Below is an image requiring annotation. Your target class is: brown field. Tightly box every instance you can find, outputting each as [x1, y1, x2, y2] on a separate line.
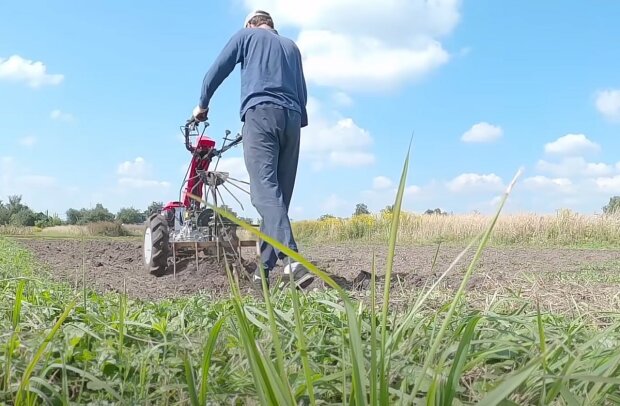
[14, 236, 620, 313]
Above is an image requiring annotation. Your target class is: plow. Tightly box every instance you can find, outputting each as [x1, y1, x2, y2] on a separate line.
[142, 116, 259, 280]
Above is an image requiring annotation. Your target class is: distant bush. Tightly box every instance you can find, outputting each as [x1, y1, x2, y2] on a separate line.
[86, 221, 131, 237]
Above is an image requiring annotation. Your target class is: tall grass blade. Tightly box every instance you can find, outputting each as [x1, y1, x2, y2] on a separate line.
[223, 260, 294, 405]
[199, 316, 226, 405]
[536, 302, 547, 372]
[379, 137, 411, 405]
[189, 191, 369, 405]
[289, 271, 316, 405]
[258, 261, 288, 388]
[5, 280, 25, 392]
[442, 314, 482, 405]
[183, 353, 200, 406]
[410, 168, 523, 401]
[370, 253, 378, 406]
[15, 298, 77, 405]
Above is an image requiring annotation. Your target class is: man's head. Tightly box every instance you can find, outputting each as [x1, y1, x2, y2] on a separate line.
[244, 10, 274, 28]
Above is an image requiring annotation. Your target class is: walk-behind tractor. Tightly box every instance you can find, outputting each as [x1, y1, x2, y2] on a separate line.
[143, 117, 259, 278]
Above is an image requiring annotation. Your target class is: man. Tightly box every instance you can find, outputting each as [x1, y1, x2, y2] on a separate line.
[191, 10, 313, 290]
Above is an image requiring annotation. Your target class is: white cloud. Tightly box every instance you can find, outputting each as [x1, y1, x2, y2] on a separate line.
[447, 173, 504, 193]
[595, 89, 620, 122]
[118, 157, 150, 178]
[544, 134, 600, 156]
[536, 157, 615, 177]
[372, 176, 393, 190]
[523, 176, 574, 194]
[50, 109, 75, 122]
[461, 122, 502, 143]
[300, 97, 374, 169]
[244, 0, 461, 91]
[594, 175, 620, 193]
[18, 136, 37, 147]
[116, 157, 171, 192]
[0, 55, 64, 88]
[297, 30, 449, 91]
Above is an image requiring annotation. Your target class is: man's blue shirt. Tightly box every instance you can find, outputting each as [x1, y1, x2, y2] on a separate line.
[199, 27, 308, 127]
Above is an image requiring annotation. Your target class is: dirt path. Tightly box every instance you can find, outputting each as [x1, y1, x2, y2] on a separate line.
[14, 237, 620, 306]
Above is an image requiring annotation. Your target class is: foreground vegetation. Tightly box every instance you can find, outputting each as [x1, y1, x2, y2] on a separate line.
[294, 209, 620, 247]
[0, 152, 620, 405]
[2, 236, 620, 404]
[2, 155, 620, 404]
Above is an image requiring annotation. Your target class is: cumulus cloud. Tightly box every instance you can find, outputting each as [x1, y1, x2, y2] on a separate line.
[595, 89, 620, 122]
[523, 176, 574, 194]
[594, 175, 620, 193]
[118, 157, 150, 178]
[300, 97, 375, 169]
[544, 134, 600, 156]
[0, 55, 64, 88]
[244, 0, 461, 91]
[116, 157, 170, 190]
[536, 157, 614, 177]
[461, 122, 502, 143]
[447, 173, 504, 193]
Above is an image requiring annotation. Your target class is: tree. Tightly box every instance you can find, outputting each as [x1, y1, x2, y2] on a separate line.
[319, 214, 336, 220]
[146, 201, 164, 216]
[353, 203, 370, 216]
[381, 205, 394, 214]
[117, 207, 146, 224]
[0, 201, 10, 225]
[66, 208, 81, 225]
[6, 195, 25, 214]
[424, 208, 447, 216]
[83, 204, 115, 223]
[9, 208, 36, 226]
[603, 196, 620, 215]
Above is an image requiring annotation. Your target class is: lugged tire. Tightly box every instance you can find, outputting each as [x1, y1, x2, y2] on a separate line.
[143, 213, 170, 276]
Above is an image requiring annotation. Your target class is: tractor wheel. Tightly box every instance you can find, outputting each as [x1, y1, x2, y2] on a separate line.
[143, 213, 170, 276]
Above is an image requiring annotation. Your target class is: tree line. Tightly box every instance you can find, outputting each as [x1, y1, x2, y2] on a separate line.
[0, 195, 164, 227]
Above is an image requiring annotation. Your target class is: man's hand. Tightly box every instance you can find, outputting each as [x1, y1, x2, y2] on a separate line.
[192, 105, 209, 122]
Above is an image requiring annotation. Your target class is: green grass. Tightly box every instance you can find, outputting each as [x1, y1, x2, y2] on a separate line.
[1, 236, 620, 404]
[1, 151, 620, 404]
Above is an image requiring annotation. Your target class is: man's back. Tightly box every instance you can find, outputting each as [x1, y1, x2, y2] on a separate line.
[199, 26, 308, 127]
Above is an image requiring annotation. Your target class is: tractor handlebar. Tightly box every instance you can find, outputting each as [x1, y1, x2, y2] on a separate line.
[182, 116, 243, 158]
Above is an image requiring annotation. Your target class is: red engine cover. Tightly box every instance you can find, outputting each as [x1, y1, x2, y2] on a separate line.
[182, 135, 216, 208]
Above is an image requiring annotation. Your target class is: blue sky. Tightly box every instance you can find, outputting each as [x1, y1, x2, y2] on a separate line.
[1, 0, 620, 220]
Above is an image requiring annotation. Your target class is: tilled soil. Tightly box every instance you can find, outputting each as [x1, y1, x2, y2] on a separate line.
[14, 237, 620, 306]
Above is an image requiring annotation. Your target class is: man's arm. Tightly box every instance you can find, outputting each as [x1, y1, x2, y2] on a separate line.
[199, 30, 245, 109]
[297, 51, 308, 127]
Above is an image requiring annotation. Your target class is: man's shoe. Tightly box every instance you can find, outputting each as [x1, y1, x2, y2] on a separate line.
[252, 269, 269, 291]
[281, 261, 314, 289]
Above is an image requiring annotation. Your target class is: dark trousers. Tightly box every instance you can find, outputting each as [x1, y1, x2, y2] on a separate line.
[242, 103, 301, 273]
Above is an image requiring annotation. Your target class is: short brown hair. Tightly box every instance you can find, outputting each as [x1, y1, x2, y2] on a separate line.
[248, 11, 274, 28]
